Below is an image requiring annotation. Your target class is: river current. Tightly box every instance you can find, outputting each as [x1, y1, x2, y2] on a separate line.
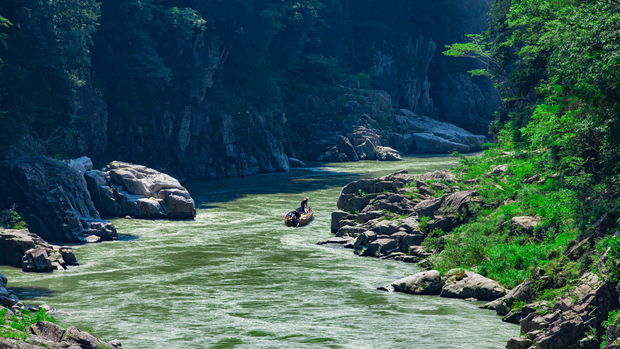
[0, 155, 518, 348]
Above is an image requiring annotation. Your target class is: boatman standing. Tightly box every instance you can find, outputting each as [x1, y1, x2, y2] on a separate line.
[300, 197, 309, 214]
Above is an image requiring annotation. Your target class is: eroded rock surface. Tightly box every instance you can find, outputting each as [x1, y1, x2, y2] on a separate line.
[0, 155, 117, 243]
[378, 270, 444, 295]
[394, 109, 487, 154]
[507, 273, 619, 349]
[86, 161, 196, 220]
[440, 269, 508, 301]
[0, 229, 79, 272]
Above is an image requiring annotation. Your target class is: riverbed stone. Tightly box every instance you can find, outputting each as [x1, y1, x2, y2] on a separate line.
[379, 270, 444, 295]
[362, 237, 400, 257]
[88, 161, 197, 220]
[440, 270, 508, 301]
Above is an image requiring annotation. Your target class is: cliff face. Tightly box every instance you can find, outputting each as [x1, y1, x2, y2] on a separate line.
[364, 0, 500, 135]
[69, 0, 499, 180]
[83, 31, 291, 180]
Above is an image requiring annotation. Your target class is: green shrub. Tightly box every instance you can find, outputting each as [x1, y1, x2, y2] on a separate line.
[0, 206, 27, 230]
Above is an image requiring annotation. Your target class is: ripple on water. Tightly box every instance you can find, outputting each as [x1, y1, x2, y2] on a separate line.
[0, 156, 517, 348]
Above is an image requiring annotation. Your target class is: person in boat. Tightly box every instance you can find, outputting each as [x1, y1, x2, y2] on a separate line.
[293, 210, 301, 226]
[300, 197, 309, 214]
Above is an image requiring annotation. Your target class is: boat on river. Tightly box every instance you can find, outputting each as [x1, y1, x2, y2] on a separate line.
[284, 207, 314, 227]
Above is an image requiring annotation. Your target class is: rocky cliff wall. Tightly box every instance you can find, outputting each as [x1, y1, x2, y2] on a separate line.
[89, 31, 292, 181]
[69, 0, 499, 181]
[366, 0, 501, 136]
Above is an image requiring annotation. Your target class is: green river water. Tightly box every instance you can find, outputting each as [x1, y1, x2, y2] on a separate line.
[0, 155, 518, 348]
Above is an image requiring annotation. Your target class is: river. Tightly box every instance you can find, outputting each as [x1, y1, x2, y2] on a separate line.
[0, 155, 518, 348]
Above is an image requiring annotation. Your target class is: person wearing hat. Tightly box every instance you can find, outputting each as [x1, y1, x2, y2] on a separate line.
[300, 197, 309, 214]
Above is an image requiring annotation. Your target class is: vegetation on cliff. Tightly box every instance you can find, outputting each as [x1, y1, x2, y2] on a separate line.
[0, 0, 488, 163]
[428, 0, 620, 345]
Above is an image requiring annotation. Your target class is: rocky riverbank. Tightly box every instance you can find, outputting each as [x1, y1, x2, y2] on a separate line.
[0, 154, 197, 347]
[322, 166, 620, 349]
[0, 272, 124, 348]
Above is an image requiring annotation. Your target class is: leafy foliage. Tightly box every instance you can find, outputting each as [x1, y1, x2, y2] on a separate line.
[433, 0, 620, 295]
[0, 206, 27, 230]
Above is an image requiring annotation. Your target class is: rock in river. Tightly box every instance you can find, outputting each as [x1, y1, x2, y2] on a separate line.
[378, 270, 444, 295]
[86, 161, 197, 220]
[0, 228, 79, 272]
[440, 269, 508, 301]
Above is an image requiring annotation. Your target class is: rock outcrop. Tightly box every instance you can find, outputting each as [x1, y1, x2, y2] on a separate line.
[506, 273, 619, 349]
[0, 273, 19, 308]
[326, 170, 480, 263]
[0, 155, 117, 243]
[86, 161, 196, 219]
[377, 269, 506, 302]
[440, 269, 508, 301]
[0, 229, 78, 272]
[378, 270, 444, 295]
[393, 109, 487, 154]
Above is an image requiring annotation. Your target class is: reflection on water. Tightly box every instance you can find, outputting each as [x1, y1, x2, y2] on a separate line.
[0, 155, 517, 348]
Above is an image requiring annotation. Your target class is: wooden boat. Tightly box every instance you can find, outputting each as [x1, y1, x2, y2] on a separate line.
[284, 207, 314, 227]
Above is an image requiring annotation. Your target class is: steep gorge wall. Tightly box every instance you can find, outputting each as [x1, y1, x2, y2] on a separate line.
[72, 0, 499, 180]
[360, 0, 500, 135]
[76, 32, 292, 180]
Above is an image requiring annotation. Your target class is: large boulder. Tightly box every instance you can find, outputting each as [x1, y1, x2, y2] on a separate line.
[394, 110, 487, 154]
[86, 161, 196, 220]
[410, 133, 471, 154]
[375, 146, 402, 161]
[355, 139, 377, 160]
[378, 270, 444, 295]
[413, 196, 446, 217]
[0, 155, 117, 243]
[0, 228, 78, 272]
[440, 269, 508, 301]
[512, 216, 540, 234]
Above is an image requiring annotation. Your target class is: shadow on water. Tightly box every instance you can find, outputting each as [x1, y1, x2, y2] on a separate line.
[10, 287, 56, 299]
[184, 166, 366, 207]
[184, 154, 464, 208]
